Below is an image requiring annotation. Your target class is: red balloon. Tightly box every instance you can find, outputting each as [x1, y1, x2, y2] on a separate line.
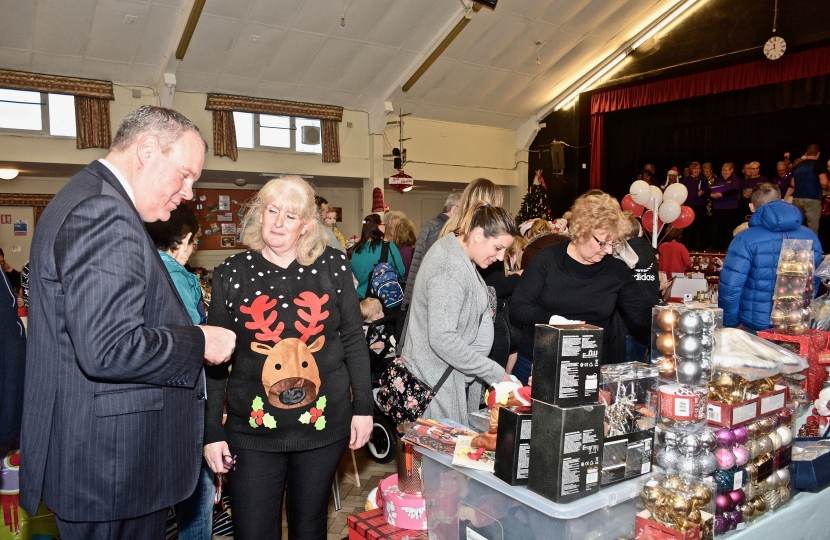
[641, 210, 664, 233]
[673, 205, 695, 229]
[621, 194, 645, 217]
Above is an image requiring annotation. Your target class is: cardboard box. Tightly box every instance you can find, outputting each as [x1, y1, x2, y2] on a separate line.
[601, 428, 655, 486]
[635, 510, 713, 540]
[347, 509, 424, 540]
[532, 324, 602, 406]
[706, 397, 758, 428]
[757, 329, 830, 399]
[756, 385, 788, 416]
[528, 399, 604, 503]
[494, 405, 532, 486]
[790, 438, 830, 490]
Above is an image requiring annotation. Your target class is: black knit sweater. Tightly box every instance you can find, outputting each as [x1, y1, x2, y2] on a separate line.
[509, 242, 654, 364]
[205, 248, 372, 452]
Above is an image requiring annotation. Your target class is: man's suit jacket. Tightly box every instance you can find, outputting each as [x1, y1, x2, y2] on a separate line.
[20, 161, 207, 521]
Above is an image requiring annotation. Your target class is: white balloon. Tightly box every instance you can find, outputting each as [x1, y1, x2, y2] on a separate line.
[658, 200, 682, 223]
[645, 185, 663, 210]
[630, 180, 651, 206]
[664, 183, 688, 205]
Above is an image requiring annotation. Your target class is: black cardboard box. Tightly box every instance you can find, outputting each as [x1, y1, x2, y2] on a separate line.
[494, 405, 532, 486]
[532, 324, 602, 406]
[528, 399, 604, 503]
[600, 428, 655, 486]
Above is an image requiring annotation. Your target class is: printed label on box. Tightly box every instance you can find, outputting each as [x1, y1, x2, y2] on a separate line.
[734, 470, 743, 490]
[734, 402, 756, 423]
[760, 392, 785, 415]
[520, 419, 532, 439]
[517, 443, 530, 479]
[707, 404, 722, 423]
[466, 527, 491, 540]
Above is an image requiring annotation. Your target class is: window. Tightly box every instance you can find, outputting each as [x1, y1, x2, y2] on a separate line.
[0, 89, 76, 137]
[233, 112, 321, 154]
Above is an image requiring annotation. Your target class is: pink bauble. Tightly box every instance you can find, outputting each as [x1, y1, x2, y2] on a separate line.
[729, 489, 746, 507]
[716, 492, 735, 513]
[732, 426, 749, 445]
[733, 445, 749, 466]
[716, 428, 736, 447]
[715, 447, 736, 470]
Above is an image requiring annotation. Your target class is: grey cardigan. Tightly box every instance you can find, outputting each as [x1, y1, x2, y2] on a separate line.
[402, 234, 505, 425]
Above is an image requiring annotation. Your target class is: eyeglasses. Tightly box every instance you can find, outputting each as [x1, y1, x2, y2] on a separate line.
[593, 235, 620, 251]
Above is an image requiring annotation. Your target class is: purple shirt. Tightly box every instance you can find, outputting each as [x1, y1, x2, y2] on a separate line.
[740, 175, 769, 206]
[773, 173, 792, 196]
[710, 175, 742, 210]
[681, 174, 710, 206]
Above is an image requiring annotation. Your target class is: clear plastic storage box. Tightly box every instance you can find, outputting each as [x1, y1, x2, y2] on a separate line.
[420, 446, 641, 540]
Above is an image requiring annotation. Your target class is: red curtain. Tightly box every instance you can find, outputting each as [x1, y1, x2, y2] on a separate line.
[75, 96, 111, 150]
[589, 44, 830, 187]
[212, 110, 238, 162]
[321, 119, 340, 163]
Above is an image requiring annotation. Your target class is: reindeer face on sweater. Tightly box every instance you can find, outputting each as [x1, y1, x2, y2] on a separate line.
[241, 291, 330, 409]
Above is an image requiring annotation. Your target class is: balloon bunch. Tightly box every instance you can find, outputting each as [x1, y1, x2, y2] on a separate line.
[771, 242, 815, 335]
[639, 474, 714, 535]
[625, 180, 695, 234]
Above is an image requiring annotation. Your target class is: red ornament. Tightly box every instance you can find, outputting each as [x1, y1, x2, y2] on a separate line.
[251, 409, 264, 426]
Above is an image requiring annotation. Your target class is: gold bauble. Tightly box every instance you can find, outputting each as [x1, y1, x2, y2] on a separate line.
[689, 483, 712, 508]
[686, 508, 702, 526]
[662, 474, 685, 492]
[656, 332, 676, 355]
[657, 356, 677, 377]
[656, 309, 681, 332]
[668, 494, 690, 517]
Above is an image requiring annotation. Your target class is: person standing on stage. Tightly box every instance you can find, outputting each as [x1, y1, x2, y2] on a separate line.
[791, 144, 829, 235]
[681, 162, 710, 251]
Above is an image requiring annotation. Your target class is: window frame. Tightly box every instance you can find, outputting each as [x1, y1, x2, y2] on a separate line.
[0, 90, 76, 139]
[233, 112, 322, 155]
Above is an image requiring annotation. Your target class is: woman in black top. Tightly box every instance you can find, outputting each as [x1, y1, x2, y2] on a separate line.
[204, 176, 372, 540]
[510, 192, 654, 383]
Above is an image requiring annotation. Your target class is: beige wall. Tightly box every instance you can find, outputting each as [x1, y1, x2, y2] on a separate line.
[0, 86, 525, 247]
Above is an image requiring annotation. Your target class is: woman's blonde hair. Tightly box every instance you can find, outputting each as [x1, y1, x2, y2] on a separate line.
[440, 178, 504, 238]
[383, 210, 406, 241]
[239, 176, 328, 265]
[568, 191, 630, 245]
[527, 219, 554, 239]
[504, 236, 527, 274]
[392, 217, 416, 247]
[453, 201, 518, 240]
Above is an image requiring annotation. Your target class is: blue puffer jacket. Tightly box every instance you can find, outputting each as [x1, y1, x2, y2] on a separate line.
[719, 200, 822, 330]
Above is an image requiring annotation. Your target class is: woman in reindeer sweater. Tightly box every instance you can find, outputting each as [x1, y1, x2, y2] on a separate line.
[204, 176, 372, 540]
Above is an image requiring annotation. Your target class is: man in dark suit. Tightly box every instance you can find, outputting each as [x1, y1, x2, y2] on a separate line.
[20, 106, 236, 540]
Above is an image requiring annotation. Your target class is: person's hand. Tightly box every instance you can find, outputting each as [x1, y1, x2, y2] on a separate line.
[698, 190, 705, 197]
[711, 192, 722, 199]
[527, 375, 532, 387]
[784, 152, 790, 159]
[369, 342, 385, 351]
[350, 415, 373, 450]
[199, 326, 236, 365]
[204, 441, 233, 473]
[501, 373, 512, 383]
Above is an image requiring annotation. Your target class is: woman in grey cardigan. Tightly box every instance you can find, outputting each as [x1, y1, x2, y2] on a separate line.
[402, 202, 518, 425]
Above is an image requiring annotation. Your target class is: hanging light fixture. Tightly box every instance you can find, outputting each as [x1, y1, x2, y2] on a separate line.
[0, 169, 19, 180]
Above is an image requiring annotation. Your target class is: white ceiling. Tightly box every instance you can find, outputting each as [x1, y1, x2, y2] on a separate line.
[0, 0, 679, 132]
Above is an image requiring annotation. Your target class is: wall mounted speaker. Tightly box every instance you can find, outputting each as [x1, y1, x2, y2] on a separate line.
[302, 125, 321, 145]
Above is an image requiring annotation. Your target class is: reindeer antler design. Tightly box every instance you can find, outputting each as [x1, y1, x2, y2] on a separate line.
[240, 295, 284, 342]
[294, 291, 330, 343]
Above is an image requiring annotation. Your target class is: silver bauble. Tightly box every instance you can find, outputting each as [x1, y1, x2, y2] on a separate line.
[678, 454, 703, 477]
[677, 359, 703, 384]
[699, 430, 718, 452]
[698, 450, 718, 475]
[678, 335, 703, 359]
[664, 430, 679, 447]
[699, 333, 715, 354]
[678, 311, 704, 335]
[681, 434, 701, 455]
[778, 485, 792, 504]
[657, 446, 682, 470]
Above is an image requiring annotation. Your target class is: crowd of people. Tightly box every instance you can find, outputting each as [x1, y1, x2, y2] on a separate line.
[641, 145, 830, 252]
[3, 104, 826, 540]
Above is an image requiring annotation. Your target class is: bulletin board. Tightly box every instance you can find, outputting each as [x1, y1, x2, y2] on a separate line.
[185, 188, 259, 250]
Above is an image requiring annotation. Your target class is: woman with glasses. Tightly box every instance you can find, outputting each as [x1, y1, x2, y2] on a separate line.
[509, 191, 654, 380]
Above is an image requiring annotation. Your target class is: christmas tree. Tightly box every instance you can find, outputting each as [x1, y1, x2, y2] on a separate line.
[515, 170, 552, 224]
